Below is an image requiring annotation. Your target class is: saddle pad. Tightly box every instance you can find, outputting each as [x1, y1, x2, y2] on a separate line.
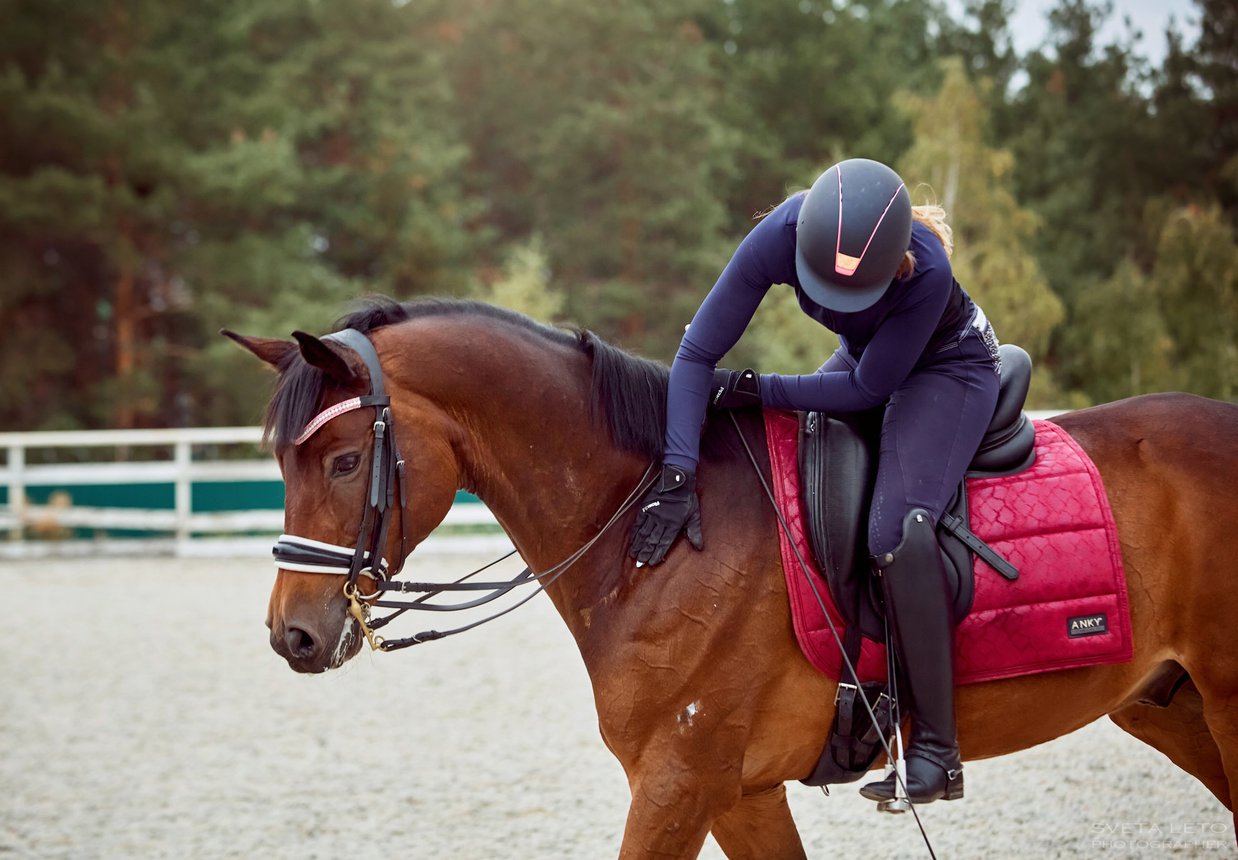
[764, 410, 1133, 686]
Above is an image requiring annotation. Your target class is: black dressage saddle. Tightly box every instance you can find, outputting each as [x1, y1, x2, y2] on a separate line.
[798, 344, 1037, 788]
[799, 343, 1036, 643]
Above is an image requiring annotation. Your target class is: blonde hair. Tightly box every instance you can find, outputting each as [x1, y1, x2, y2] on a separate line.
[895, 205, 953, 279]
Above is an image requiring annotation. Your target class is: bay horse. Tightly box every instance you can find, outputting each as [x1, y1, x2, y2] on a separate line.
[227, 297, 1238, 858]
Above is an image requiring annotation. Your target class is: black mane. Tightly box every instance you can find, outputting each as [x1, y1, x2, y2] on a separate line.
[264, 297, 671, 458]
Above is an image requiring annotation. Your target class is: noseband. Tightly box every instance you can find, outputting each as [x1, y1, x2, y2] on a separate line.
[270, 328, 657, 653]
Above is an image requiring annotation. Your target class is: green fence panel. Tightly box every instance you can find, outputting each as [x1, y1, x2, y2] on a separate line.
[193, 481, 285, 510]
[5, 480, 484, 539]
[25, 483, 174, 508]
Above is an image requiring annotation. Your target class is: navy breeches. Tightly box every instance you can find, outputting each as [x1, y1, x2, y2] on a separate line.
[821, 332, 1001, 558]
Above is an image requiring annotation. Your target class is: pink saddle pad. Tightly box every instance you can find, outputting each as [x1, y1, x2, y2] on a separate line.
[764, 410, 1132, 685]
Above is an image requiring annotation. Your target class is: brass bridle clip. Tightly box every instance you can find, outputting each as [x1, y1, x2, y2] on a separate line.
[343, 582, 385, 652]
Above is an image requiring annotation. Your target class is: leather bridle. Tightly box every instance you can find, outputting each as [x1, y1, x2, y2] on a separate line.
[270, 328, 656, 653]
[271, 329, 410, 640]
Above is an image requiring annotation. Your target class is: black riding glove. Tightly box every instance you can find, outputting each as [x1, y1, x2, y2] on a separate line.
[628, 464, 703, 567]
[710, 367, 762, 410]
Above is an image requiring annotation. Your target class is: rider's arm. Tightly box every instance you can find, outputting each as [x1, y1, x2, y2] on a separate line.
[759, 251, 953, 413]
[663, 200, 798, 472]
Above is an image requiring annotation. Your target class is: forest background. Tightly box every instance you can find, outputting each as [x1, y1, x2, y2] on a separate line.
[1, 0, 1234, 431]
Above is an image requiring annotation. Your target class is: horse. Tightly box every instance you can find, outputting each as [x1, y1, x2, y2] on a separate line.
[226, 297, 1238, 858]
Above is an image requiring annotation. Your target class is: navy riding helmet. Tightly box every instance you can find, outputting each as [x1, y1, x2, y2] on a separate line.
[795, 158, 912, 313]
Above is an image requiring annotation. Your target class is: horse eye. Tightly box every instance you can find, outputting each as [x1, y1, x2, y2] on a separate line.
[332, 453, 361, 476]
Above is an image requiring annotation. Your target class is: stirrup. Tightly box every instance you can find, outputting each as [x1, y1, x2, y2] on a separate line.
[861, 754, 963, 804]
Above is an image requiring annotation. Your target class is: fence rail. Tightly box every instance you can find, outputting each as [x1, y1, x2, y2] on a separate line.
[0, 426, 503, 559]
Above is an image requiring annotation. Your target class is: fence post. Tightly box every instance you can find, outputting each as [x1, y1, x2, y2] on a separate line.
[8, 443, 24, 542]
[174, 439, 192, 549]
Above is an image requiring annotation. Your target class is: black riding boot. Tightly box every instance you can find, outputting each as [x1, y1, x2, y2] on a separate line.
[859, 509, 964, 804]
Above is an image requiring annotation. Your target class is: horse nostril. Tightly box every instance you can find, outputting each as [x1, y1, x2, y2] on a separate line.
[285, 625, 317, 659]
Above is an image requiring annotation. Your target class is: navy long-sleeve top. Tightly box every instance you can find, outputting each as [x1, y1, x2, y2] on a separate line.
[664, 192, 975, 472]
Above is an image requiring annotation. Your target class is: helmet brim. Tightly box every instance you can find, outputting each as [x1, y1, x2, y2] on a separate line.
[795, 241, 891, 313]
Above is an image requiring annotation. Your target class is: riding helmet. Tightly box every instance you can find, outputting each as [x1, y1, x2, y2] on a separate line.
[795, 158, 912, 313]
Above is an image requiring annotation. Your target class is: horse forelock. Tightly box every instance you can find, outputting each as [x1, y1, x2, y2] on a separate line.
[261, 296, 673, 458]
[263, 353, 325, 451]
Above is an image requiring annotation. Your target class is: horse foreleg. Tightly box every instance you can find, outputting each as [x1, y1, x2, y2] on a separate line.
[1109, 679, 1231, 808]
[1200, 694, 1238, 823]
[1186, 657, 1238, 843]
[709, 783, 807, 860]
[618, 757, 738, 860]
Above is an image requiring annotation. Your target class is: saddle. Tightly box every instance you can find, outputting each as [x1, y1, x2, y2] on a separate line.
[799, 344, 1035, 644]
[798, 344, 1034, 786]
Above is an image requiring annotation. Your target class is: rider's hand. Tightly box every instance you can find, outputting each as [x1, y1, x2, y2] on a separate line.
[628, 464, 704, 567]
[710, 367, 762, 410]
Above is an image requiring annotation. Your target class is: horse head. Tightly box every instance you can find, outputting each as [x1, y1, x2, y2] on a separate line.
[224, 319, 463, 673]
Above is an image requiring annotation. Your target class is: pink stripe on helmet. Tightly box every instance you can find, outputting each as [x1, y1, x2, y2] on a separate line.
[835, 166, 845, 273]
[834, 164, 906, 278]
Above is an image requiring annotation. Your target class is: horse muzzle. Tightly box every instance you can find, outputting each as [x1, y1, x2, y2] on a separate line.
[268, 591, 361, 673]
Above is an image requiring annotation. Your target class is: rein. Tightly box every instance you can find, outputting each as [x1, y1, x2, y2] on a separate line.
[726, 412, 937, 858]
[271, 327, 657, 652]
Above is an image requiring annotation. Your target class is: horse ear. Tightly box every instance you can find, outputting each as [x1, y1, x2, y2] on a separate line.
[220, 330, 295, 369]
[291, 330, 358, 385]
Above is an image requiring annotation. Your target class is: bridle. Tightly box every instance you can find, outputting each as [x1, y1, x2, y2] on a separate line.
[271, 328, 411, 647]
[270, 328, 656, 652]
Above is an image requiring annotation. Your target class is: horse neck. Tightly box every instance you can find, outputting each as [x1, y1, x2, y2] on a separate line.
[388, 318, 649, 624]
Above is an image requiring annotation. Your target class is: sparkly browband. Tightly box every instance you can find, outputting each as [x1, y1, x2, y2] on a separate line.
[294, 393, 390, 445]
[295, 397, 363, 445]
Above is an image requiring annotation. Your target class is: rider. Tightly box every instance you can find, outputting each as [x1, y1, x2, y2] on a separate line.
[627, 158, 1002, 804]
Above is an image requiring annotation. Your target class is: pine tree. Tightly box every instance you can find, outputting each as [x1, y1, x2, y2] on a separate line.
[0, 0, 475, 429]
[1153, 204, 1238, 400]
[473, 238, 566, 323]
[446, 0, 735, 358]
[1060, 258, 1177, 402]
[731, 286, 841, 375]
[897, 59, 1064, 396]
[703, 0, 951, 226]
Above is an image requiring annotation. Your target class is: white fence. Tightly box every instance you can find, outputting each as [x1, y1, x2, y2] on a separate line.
[0, 413, 1064, 560]
[0, 426, 506, 559]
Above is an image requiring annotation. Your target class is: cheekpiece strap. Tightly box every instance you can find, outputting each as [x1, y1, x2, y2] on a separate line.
[278, 326, 410, 586]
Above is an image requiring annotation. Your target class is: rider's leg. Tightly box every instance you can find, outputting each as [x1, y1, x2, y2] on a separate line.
[858, 346, 999, 803]
[860, 509, 964, 802]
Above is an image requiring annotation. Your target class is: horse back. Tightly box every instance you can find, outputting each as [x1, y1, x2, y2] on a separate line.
[1053, 393, 1238, 653]
[1054, 392, 1238, 492]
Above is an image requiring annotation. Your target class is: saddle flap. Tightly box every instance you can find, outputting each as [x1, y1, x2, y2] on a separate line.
[937, 486, 978, 619]
[799, 411, 885, 640]
[799, 411, 979, 638]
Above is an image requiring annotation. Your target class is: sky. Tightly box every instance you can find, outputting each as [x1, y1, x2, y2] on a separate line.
[967, 0, 1200, 65]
